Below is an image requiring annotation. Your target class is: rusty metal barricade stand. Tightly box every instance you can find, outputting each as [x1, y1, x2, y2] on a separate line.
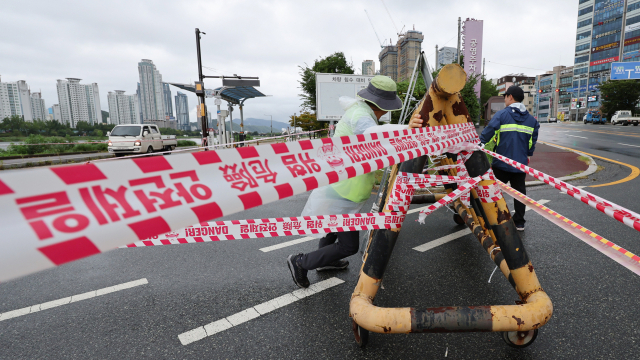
[350, 64, 553, 349]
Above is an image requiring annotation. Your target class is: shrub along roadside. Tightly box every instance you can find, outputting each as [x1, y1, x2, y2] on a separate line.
[177, 140, 197, 147]
[0, 135, 107, 157]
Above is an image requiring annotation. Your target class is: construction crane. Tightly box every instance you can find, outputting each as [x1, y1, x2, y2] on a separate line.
[380, 0, 399, 34]
[364, 9, 383, 48]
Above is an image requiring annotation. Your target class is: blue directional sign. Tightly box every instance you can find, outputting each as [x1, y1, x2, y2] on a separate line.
[611, 62, 640, 80]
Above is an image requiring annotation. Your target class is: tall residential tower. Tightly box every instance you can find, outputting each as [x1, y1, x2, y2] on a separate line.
[107, 90, 140, 125]
[175, 91, 189, 131]
[56, 78, 102, 127]
[0, 76, 33, 121]
[138, 59, 165, 121]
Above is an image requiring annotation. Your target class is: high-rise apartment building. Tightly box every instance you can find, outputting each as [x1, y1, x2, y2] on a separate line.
[436, 46, 459, 69]
[378, 44, 398, 82]
[52, 104, 61, 122]
[362, 60, 376, 75]
[30, 92, 47, 121]
[162, 83, 173, 119]
[397, 30, 424, 82]
[56, 78, 102, 127]
[138, 59, 165, 121]
[175, 91, 189, 131]
[107, 90, 140, 125]
[0, 76, 33, 121]
[571, 0, 640, 119]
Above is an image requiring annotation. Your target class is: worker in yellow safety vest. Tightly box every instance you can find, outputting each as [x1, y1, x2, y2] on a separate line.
[480, 85, 540, 232]
[287, 75, 419, 288]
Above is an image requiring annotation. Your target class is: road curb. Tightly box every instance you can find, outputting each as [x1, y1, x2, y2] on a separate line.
[524, 141, 598, 186]
[0, 153, 114, 170]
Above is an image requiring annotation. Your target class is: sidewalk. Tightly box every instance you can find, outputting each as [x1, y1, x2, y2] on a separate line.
[475, 126, 592, 184]
[526, 143, 590, 182]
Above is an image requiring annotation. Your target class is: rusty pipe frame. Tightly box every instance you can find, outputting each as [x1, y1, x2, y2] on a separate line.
[411, 193, 446, 204]
[350, 64, 552, 335]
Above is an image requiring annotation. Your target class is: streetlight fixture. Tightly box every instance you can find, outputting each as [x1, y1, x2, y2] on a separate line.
[265, 114, 272, 137]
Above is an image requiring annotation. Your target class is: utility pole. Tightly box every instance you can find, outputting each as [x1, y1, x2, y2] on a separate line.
[482, 58, 485, 77]
[195, 28, 208, 149]
[435, 45, 439, 70]
[265, 114, 272, 136]
[457, 17, 462, 65]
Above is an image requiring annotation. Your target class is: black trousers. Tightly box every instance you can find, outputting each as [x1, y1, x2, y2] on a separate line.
[299, 231, 359, 270]
[492, 168, 527, 227]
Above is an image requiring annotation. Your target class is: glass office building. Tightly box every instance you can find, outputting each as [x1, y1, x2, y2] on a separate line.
[572, 0, 640, 118]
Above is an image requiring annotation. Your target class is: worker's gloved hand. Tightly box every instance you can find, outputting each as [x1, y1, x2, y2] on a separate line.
[408, 113, 423, 129]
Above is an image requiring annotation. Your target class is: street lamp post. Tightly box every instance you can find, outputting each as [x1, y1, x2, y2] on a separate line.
[265, 114, 272, 137]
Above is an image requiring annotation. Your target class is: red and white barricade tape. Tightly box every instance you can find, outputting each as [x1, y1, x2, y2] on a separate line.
[387, 173, 472, 212]
[0, 122, 478, 282]
[418, 176, 483, 223]
[481, 147, 640, 232]
[498, 181, 640, 276]
[121, 212, 405, 248]
[476, 182, 503, 203]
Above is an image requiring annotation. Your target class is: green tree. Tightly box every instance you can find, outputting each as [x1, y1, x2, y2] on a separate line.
[298, 52, 354, 111]
[599, 79, 640, 119]
[480, 75, 499, 107]
[460, 73, 481, 122]
[289, 112, 326, 132]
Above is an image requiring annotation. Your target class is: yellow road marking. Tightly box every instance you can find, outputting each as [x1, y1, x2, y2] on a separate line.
[554, 126, 640, 138]
[539, 141, 640, 188]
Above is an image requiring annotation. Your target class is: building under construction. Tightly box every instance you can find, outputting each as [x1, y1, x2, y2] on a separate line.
[396, 30, 424, 82]
[378, 29, 424, 83]
[378, 44, 398, 82]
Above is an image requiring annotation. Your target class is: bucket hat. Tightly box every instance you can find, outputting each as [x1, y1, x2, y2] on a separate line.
[356, 75, 403, 111]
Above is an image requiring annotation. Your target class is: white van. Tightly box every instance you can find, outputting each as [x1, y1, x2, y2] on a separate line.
[107, 124, 177, 157]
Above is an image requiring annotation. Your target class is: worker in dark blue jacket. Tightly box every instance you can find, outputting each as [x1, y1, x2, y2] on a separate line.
[480, 85, 539, 231]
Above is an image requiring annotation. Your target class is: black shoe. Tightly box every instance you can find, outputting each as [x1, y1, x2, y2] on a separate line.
[516, 224, 525, 232]
[287, 254, 310, 288]
[316, 259, 349, 272]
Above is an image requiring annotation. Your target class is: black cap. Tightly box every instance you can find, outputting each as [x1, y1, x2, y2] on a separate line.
[503, 85, 525, 102]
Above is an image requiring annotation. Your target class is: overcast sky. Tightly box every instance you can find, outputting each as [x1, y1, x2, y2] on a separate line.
[1, 0, 579, 124]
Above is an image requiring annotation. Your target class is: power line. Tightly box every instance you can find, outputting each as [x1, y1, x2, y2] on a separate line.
[425, 35, 458, 61]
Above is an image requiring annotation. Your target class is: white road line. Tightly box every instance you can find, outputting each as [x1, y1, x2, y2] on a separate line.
[413, 228, 471, 252]
[415, 200, 551, 252]
[0, 278, 148, 322]
[619, 143, 640, 148]
[567, 135, 588, 139]
[178, 277, 345, 345]
[259, 236, 315, 252]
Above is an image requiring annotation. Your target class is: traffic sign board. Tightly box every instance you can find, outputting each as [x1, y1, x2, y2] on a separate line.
[611, 62, 640, 80]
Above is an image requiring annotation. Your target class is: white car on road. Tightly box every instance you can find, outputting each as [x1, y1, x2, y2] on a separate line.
[108, 124, 177, 157]
[611, 110, 640, 126]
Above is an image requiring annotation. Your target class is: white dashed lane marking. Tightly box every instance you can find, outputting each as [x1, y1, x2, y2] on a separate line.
[619, 143, 640, 148]
[259, 236, 315, 252]
[0, 278, 148, 322]
[413, 228, 471, 252]
[414, 200, 550, 252]
[178, 277, 345, 345]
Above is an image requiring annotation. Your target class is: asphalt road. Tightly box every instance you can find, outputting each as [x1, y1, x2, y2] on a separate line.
[1, 123, 640, 359]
